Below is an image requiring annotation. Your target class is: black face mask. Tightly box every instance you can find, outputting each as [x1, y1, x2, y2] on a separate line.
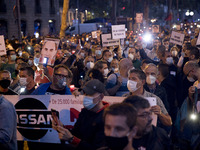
[0, 79, 11, 89]
[105, 136, 129, 150]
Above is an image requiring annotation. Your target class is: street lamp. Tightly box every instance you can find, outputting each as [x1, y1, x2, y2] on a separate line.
[185, 10, 194, 17]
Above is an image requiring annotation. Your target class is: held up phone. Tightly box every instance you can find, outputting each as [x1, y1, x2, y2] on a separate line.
[51, 109, 60, 126]
[43, 57, 48, 67]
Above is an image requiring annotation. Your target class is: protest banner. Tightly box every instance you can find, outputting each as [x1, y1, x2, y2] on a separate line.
[0, 35, 6, 56]
[39, 38, 60, 66]
[135, 13, 143, 24]
[169, 31, 185, 46]
[111, 24, 126, 39]
[152, 25, 160, 33]
[5, 95, 124, 143]
[5, 95, 158, 143]
[101, 34, 120, 47]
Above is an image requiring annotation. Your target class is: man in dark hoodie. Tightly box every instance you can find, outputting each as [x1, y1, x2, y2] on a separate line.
[157, 64, 178, 122]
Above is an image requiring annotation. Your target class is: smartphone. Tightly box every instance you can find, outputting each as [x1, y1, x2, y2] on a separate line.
[43, 57, 48, 67]
[51, 109, 60, 125]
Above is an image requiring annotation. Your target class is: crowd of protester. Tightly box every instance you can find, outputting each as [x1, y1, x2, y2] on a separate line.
[1, 24, 200, 150]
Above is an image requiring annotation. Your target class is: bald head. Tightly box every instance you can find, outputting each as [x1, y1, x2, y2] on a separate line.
[119, 58, 133, 70]
[183, 61, 199, 76]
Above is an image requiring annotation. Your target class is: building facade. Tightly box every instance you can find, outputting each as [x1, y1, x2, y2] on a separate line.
[0, 0, 60, 39]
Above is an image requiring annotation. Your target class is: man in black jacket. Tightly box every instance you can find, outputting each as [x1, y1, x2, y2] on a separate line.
[52, 79, 109, 150]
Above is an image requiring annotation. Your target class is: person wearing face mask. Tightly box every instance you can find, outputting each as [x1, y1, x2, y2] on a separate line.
[31, 64, 72, 95]
[95, 46, 102, 61]
[123, 95, 170, 150]
[101, 103, 137, 150]
[79, 56, 95, 86]
[94, 60, 109, 80]
[143, 64, 169, 112]
[0, 50, 17, 79]
[19, 67, 36, 95]
[128, 47, 142, 69]
[106, 58, 133, 96]
[157, 46, 177, 78]
[102, 50, 113, 68]
[52, 79, 109, 150]
[0, 70, 17, 95]
[175, 61, 200, 150]
[123, 68, 172, 127]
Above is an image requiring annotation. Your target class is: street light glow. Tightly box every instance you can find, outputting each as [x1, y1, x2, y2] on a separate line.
[190, 11, 194, 16]
[143, 33, 152, 43]
[185, 11, 190, 16]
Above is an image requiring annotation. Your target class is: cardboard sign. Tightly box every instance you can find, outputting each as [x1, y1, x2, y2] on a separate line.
[136, 13, 143, 24]
[101, 34, 120, 47]
[111, 24, 126, 39]
[39, 38, 60, 66]
[196, 32, 200, 46]
[0, 35, 6, 56]
[152, 25, 160, 33]
[169, 31, 185, 46]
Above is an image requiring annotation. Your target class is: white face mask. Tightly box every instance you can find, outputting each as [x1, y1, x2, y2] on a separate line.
[108, 57, 113, 63]
[127, 80, 139, 92]
[83, 96, 99, 110]
[19, 77, 27, 86]
[95, 50, 102, 56]
[11, 55, 16, 61]
[86, 61, 94, 69]
[187, 76, 195, 82]
[166, 57, 173, 65]
[128, 53, 134, 60]
[146, 75, 157, 85]
[171, 51, 178, 57]
[104, 68, 109, 77]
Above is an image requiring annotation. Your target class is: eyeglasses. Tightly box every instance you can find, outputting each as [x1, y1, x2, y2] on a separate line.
[137, 111, 152, 119]
[54, 73, 69, 78]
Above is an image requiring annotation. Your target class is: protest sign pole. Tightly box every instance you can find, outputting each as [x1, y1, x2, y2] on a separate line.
[16, 0, 22, 42]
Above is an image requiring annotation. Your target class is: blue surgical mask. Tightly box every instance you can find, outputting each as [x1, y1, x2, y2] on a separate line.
[95, 50, 102, 56]
[83, 96, 97, 110]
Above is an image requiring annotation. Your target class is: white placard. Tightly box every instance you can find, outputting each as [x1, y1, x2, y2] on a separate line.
[169, 31, 185, 46]
[0, 35, 6, 56]
[196, 32, 200, 46]
[101, 34, 120, 47]
[111, 25, 126, 39]
[145, 97, 158, 126]
[39, 38, 60, 66]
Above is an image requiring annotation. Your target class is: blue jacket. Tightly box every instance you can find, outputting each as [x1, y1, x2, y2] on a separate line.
[31, 82, 71, 95]
[0, 96, 17, 150]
